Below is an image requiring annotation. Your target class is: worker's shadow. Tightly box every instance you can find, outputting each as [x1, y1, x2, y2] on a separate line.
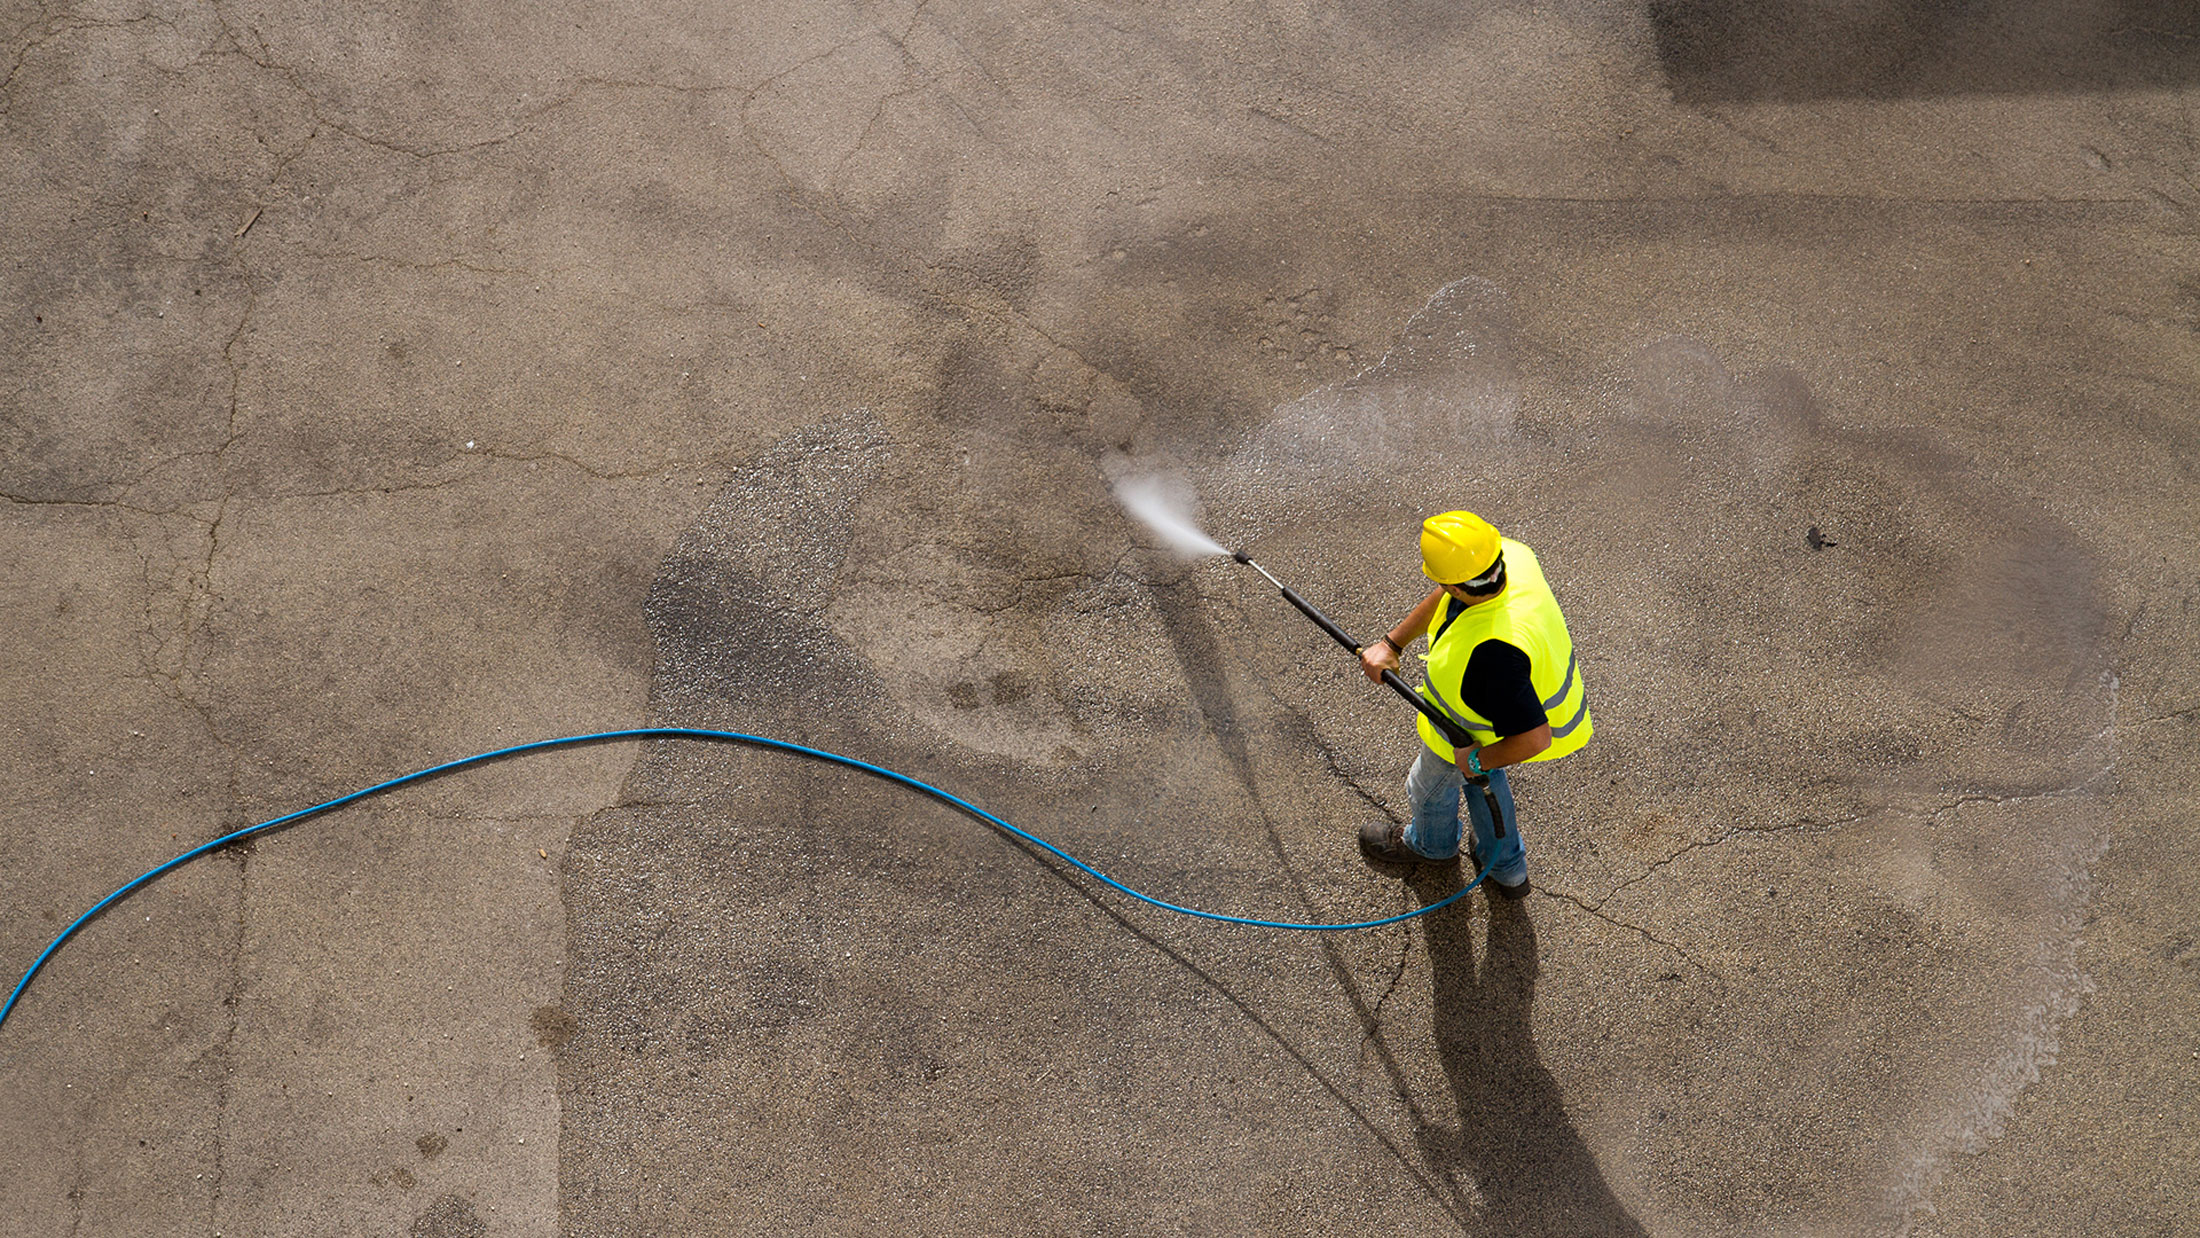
[1404, 868, 1647, 1238]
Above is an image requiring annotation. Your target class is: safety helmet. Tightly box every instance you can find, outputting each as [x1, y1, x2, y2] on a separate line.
[1420, 510, 1502, 585]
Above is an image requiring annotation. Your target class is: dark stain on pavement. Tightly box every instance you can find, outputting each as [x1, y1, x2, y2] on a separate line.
[410, 1193, 488, 1238]
[1649, 0, 2200, 102]
[2162, 930, 2200, 974]
[748, 960, 822, 1030]
[530, 1005, 576, 1051]
[944, 673, 1034, 710]
[935, 232, 1043, 311]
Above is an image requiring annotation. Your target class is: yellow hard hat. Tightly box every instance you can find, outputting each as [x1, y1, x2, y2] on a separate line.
[1421, 510, 1502, 584]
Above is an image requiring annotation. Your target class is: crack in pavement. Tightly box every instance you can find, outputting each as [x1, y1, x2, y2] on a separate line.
[1589, 737, 2123, 917]
[120, 509, 243, 821]
[1589, 810, 1869, 911]
[823, 1, 955, 184]
[191, 494, 227, 641]
[207, 0, 571, 161]
[0, 12, 177, 102]
[204, 846, 250, 1233]
[1699, 106, 1785, 155]
[1539, 886, 1728, 982]
[1302, 723, 1396, 820]
[279, 246, 549, 280]
[88, 90, 296, 1220]
[215, 272, 256, 476]
[459, 447, 710, 483]
[253, 476, 480, 503]
[1577, 739, 2121, 980]
[683, 28, 1149, 401]
[1885, 673, 2124, 1228]
[1141, 573, 1472, 1225]
[10, 454, 679, 512]
[1167, 567, 1447, 1078]
[830, 80, 926, 186]
[1244, 104, 1337, 148]
[1364, 922, 1414, 1043]
[727, 35, 903, 245]
[928, 287, 1143, 397]
[1211, 580, 1398, 820]
[2126, 702, 2199, 725]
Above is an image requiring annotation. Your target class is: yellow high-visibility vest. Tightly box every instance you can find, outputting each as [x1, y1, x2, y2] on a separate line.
[1415, 538, 1593, 764]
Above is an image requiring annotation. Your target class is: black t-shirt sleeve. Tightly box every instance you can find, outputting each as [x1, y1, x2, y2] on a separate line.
[1459, 639, 1546, 738]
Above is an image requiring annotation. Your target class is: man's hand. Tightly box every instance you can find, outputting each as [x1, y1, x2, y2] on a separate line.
[1362, 590, 1444, 684]
[1359, 639, 1399, 684]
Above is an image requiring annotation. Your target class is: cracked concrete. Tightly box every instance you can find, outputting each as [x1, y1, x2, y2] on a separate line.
[6, 0, 2200, 1235]
[1580, 808, 1872, 913]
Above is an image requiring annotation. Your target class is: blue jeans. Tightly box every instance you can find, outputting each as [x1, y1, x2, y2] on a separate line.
[1403, 742, 1526, 884]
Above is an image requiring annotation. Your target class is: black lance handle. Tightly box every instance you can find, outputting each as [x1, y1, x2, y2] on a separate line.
[1243, 555, 1506, 838]
[1273, 582, 1447, 728]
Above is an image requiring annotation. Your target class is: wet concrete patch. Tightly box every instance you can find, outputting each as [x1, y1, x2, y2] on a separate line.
[561, 393, 1508, 1230]
[561, 202, 2165, 1228]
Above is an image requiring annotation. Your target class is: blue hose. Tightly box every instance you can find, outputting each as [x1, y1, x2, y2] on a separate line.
[1, 727, 1491, 1034]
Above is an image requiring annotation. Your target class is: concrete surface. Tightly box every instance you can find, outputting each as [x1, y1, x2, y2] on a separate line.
[3, 1, 2196, 1234]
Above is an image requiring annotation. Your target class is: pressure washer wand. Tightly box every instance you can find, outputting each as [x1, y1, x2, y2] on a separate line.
[1232, 551, 1473, 755]
[1233, 549, 1508, 840]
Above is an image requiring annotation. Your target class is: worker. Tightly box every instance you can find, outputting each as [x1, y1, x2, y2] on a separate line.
[1355, 511, 1593, 897]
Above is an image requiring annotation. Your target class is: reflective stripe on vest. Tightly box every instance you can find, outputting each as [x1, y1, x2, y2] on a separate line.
[1413, 537, 1593, 765]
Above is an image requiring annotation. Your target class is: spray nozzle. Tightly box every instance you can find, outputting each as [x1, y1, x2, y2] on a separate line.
[1231, 550, 1251, 565]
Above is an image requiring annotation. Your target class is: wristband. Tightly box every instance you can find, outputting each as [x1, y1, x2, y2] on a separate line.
[1465, 747, 1486, 775]
[1376, 635, 1400, 655]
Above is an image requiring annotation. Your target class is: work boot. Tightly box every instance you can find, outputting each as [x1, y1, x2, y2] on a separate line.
[1469, 849, 1532, 899]
[1360, 819, 1446, 865]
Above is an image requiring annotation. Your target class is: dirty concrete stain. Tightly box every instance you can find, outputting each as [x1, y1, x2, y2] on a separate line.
[529, 1005, 577, 1051]
[410, 1193, 488, 1238]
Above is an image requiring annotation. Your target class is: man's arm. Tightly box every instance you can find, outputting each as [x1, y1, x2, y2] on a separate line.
[1456, 639, 1549, 773]
[1357, 587, 1446, 682]
[1469, 723, 1551, 773]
